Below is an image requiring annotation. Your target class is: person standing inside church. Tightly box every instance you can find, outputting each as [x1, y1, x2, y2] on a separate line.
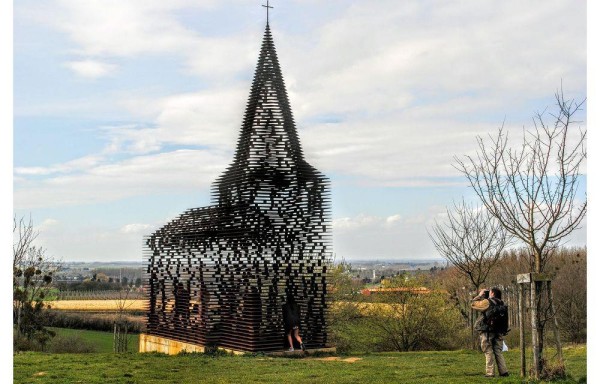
[283, 295, 305, 352]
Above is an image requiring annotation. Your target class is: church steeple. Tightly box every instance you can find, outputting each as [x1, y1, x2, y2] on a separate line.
[213, 22, 324, 208]
[232, 23, 305, 166]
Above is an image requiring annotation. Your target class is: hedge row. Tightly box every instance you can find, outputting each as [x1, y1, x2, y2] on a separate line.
[44, 310, 145, 333]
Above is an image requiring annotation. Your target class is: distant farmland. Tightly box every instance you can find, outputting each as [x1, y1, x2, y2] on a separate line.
[48, 299, 146, 311]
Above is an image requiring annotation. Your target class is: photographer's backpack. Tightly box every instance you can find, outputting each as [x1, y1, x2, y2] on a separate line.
[485, 298, 510, 335]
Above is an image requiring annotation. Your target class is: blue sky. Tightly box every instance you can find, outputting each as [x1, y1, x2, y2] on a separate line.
[11, 0, 588, 262]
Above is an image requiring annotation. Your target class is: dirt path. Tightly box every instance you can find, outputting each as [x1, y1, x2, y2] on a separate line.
[314, 357, 362, 363]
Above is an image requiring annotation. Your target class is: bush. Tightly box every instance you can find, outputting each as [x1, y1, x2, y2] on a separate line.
[537, 359, 566, 381]
[13, 327, 56, 352]
[14, 331, 43, 352]
[368, 293, 467, 352]
[329, 313, 381, 354]
[47, 334, 98, 353]
[329, 292, 467, 353]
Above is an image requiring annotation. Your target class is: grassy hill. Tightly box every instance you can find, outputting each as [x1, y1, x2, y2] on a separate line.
[13, 335, 586, 384]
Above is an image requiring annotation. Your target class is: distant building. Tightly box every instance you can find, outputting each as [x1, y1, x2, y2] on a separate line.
[361, 287, 433, 296]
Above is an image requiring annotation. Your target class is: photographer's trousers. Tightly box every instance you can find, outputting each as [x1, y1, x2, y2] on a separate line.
[480, 333, 508, 376]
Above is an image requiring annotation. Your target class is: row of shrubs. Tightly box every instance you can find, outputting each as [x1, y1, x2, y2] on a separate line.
[14, 331, 98, 353]
[55, 281, 141, 291]
[44, 310, 146, 333]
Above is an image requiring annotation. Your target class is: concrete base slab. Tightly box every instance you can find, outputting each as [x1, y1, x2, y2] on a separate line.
[139, 333, 336, 357]
[139, 334, 244, 355]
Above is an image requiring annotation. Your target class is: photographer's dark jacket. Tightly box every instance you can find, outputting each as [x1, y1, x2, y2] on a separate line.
[472, 297, 504, 333]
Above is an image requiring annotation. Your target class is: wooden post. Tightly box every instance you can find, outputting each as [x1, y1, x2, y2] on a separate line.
[113, 322, 117, 353]
[517, 272, 558, 379]
[519, 283, 526, 377]
[547, 281, 563, 364]
[471, 308, 477, 350]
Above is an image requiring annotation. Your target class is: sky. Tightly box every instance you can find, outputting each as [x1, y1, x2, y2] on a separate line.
[11, 0, 589, 263]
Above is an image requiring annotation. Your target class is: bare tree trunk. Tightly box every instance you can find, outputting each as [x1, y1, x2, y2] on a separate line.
[511, 287, 518, 328]
[471, 308, 477, 350]
[531, 280, 540, 380]
[124, 324, 129, 352]
[113, 322, 117, 353]
[16, 305, 22, 334]
[547, 281, 563, 364]
[519, 283, 526, 377]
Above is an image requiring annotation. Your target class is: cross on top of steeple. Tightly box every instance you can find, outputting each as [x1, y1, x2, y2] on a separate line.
[262, 1, 273, 24]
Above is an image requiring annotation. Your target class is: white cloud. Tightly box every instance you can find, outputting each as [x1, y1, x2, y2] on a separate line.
[38, 219, 59, 232]
[14, 149, 228, 209]
[332, 214, 380, 231]
[19, 0, 255, 82]
[299, 116, 501, 187]
[283, 0, 585, 101]
[333, 213, 416, 233]
[386, 214, 402, 224]
[36, 223, 149, 261]
[277, 1, 586, 186]
[332, 209, 446, 260]
[120, 223, 155, 234]
[114, 87, 247, 153]
[13, 166, 53, 176]
[64, 59, 116, 78]
[13, 0, 587, 203]
[15, 155, 106, 176]
[51, 0, 200, 56]
[16, 0, 586, 187]
[331, 208, 587, 260]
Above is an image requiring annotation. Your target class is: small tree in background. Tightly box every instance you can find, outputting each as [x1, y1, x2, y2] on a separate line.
[13, 216, 61, 349]
[455, 87, 586, 379]
[432, 267, 472, 324]
[327, 260, 365, 353]
[428, 200, 509, 346]
[366, 275, 465, 352]
[113, 287, 134, 353]
[429, 199, 509, 291]
[550, 248, 586, 344]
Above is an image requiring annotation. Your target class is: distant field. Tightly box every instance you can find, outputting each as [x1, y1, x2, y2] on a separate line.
[48, 299, 146, 311]
[14, 344, 586, 384]
[47, 299, 397, 313]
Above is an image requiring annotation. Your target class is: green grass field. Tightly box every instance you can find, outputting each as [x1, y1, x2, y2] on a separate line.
[48, 327, 139, 353]
[13, 329, 586, 384]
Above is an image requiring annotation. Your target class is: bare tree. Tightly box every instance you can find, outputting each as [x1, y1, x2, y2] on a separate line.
[429, 199, 509, 291]
[455, 87, 586, 379]
[113, 287, 134, 353]
[433, 267, 473, 327]
[550, 248, 586, 344]
[428, 200, 509, 348]
[13, 215, 61, 348]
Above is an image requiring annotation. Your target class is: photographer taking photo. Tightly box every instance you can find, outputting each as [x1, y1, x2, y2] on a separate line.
[472, 287, 510, 378]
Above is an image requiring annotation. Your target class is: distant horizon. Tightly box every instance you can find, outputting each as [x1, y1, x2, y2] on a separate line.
[59, 257, 448, 265]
